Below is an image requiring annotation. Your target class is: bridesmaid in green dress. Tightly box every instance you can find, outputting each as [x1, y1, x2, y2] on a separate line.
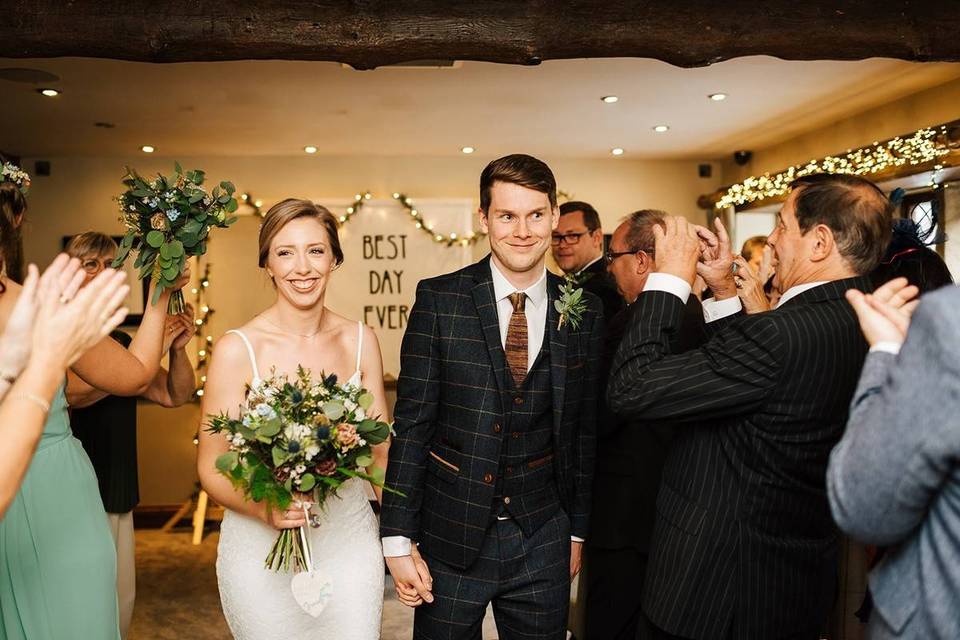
[0, 177, 185, 639]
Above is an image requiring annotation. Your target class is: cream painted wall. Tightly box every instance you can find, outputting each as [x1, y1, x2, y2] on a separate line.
[19, 154, 719, 505]
[721, 76, 960, 184]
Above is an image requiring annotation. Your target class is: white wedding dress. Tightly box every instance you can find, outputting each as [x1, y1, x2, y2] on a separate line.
[216, 323, 384, 639]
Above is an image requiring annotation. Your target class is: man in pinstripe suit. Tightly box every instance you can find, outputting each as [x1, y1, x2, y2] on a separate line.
[608, 173, 893, 640]
[381, 154, 604, 639]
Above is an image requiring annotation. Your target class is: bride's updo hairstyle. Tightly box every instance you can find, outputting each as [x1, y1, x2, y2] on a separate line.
[257, 198, 344, 268]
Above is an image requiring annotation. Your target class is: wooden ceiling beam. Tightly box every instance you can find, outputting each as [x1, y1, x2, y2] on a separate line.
[2, 1, 960, 69]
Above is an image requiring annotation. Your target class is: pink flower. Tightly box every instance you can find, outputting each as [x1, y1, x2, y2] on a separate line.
[336, 423, 359, 449]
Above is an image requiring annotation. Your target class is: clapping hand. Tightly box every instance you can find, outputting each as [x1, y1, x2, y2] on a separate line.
[845, 277, 920, 347]
[693, 218, 737, 299]
[652, 217, 701, 285]
[32, 254, 130, 369]
[0, 265, 43, 379]
[732, 255, 771, 314]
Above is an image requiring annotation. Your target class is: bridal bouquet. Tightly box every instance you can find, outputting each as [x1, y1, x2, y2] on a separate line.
[207, 366, 393, 573]
[112, 162, 238, 314]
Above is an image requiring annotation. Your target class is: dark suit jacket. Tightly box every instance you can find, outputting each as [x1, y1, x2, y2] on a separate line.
[381, 257, 605, 570]
[579, 258, 625, 322]
[589, 296, 706, 552]
[607, 277, 872, 640]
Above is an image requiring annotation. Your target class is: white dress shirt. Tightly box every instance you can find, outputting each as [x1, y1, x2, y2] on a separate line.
[384, 259, 577, 558]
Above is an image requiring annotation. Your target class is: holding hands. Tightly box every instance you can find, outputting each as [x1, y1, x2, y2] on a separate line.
[385, 547, 434, 608]
[845, 277, 920, 347]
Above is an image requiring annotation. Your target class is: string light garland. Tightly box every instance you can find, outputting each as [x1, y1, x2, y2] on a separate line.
[324, 191, 488, 248]
[191, 260, 214, 405]
[716, 125, 952, 210]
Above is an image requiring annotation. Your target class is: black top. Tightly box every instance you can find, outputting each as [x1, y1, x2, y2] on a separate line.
[579, 258, 625, 323]
[71, 330, 140, 513]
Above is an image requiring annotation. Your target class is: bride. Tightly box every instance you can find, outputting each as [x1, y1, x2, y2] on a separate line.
[198, 199, 389, 639]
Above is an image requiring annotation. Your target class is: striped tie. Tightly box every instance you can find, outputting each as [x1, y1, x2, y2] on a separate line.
[505, 292, 528, 386]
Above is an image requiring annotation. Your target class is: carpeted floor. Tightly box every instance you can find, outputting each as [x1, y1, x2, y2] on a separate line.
[130, 528, 499, 639]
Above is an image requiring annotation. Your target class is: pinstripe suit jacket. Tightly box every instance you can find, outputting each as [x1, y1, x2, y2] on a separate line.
[381, 257, 604, 570]
[607, 277, 872, 640]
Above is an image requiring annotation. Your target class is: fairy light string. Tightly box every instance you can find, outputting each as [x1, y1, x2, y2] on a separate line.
[716, 125, 953, 210]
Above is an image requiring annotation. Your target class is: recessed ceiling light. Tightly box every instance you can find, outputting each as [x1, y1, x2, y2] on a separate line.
[461, 146, 475, 154]
[141, 145, 155, 153]
[304, 145, 318, 154]
[652, 125, 670, 133]
[38, 88, 60, 97]
[601, 95, 619, 103]
[611, 148, 625, 156]
[708, 93, 727, 101]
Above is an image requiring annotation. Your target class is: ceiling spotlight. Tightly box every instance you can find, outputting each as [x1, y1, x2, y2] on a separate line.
[304, 145, 318, 154]
[38, 88, 60, 97]
[461, 146, 475, 154]
[708, 93, 728, 101]
[652, 125, 670, 133]
[141, 145, 155, 153]
[611, 148, 625, 156]
[601, 95, 619, 103]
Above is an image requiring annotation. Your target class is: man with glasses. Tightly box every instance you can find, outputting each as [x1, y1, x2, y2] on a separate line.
[552, 201, 623, 321]
[585, 210, 706, 640]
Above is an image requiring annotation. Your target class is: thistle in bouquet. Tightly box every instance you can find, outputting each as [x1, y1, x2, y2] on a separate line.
[112, 162, 239, 314]
[207, 366, 398, 573]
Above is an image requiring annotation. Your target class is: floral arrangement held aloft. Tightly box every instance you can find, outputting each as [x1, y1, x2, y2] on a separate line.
[113, 162, 238, 314]
[206, 366, 395, 573]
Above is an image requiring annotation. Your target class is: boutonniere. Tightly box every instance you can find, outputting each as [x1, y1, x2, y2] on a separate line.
[555, 274, 587, 330]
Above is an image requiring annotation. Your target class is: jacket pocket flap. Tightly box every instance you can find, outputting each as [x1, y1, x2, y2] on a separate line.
[426, 450, 459, 483]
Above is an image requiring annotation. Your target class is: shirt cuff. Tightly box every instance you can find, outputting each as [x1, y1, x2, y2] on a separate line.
[382, 536, 412, 557]
[571, 536, 584, 543]
[643, 273, 691, 303]
[701, 295, 742, 323]
[869, 341, 902, 355]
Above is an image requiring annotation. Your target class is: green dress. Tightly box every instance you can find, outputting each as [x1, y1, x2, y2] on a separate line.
[0, 386, 120, 639]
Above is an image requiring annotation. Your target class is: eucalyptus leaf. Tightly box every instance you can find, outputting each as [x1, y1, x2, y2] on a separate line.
[151, 282, 166, 306]
[355, 454, 374, 468]
[146, 230, 165, 248]
[298, 473, 316, 492]
[271, 446, 288, 467]
[169, 240, 184, 257]
[215, 451, 239, 473]
[357, 392, 374, 411]
[322, 401, 344, 421]
[225, 198, 239, 213]
[259, 417, 282, 438]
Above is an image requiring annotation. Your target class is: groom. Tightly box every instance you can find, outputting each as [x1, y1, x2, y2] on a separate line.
[381, 154, 603, 639]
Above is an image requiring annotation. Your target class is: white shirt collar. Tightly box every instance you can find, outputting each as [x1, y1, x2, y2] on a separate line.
[775, 281, 829, 308]
[575, 254, 604, 276]
[490, 257, 548, 308]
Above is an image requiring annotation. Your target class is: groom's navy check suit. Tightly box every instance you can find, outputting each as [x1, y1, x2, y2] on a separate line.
[382, 257, 603, 568]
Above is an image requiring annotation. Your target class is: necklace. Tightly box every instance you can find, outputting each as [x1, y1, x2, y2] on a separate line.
[262, 315, 323, 338]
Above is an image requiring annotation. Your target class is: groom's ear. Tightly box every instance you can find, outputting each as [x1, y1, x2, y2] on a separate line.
[478, 207, 489, 233]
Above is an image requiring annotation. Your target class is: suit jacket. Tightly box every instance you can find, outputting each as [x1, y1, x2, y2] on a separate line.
[579, 258, 625, 322]
[827, 285, 960, 640]
[607, 277, 872, 640]
[589, 296, 706, 552]
[381, 257, 605, 570]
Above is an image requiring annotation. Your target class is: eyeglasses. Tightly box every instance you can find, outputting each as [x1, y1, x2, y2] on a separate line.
[551, 231, 589, 246]
[604, 247, 653, 266]
[80, 258, 114, 274]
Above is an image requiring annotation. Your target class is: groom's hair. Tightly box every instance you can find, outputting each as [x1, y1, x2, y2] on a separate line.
[479, 154, 557, 213]
[258, 199, 344, 267]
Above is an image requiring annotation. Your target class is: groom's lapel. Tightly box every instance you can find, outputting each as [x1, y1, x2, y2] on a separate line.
[470, 260, 507, 402]
[546, 274, 568, 437]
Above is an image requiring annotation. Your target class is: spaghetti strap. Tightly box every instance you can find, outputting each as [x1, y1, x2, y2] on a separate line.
[355, 321, 364, 373]
[225, 329, 262, 383]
